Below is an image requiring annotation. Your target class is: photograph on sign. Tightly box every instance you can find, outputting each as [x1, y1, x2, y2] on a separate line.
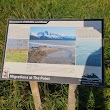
[28, 27, 76, 64]
[2, 19, 103, 86]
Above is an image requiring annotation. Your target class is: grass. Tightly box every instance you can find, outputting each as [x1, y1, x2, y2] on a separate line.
[0, 0, 110, 110]
[5, 50, 28, 62]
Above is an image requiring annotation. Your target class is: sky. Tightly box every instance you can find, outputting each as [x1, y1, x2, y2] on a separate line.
[30, 27, 76, 36]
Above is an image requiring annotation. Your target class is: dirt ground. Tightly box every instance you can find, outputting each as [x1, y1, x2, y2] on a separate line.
[28, 46, 59, 63]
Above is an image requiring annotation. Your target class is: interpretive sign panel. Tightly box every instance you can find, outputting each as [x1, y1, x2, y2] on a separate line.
[2, 19, 103, 86]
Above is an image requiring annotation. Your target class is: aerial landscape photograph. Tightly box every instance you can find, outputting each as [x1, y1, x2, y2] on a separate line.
[28, 27, 76, 64]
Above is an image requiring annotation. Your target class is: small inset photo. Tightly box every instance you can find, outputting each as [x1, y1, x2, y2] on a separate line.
[2, 68, 9, 78]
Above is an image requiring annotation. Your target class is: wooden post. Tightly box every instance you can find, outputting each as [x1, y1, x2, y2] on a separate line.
[30, 81, 42, 110]
[68, 84, 77, 110]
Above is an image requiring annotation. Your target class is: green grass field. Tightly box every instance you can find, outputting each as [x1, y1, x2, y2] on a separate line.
[0, 0, 110, 110]
[5, 50, 28, 62]
[5, 53, 27, 62]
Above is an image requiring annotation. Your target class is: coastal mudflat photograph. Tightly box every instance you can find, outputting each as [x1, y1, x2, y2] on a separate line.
[28, 27, 76, 64]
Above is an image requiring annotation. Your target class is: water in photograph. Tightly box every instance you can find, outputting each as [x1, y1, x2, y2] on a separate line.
[76, 39, 102, 66]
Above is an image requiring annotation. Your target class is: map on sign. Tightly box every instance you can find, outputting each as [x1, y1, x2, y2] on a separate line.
[2, 19, 103, 86]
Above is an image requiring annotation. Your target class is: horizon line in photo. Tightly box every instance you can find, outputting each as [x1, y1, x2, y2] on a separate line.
[30, 27, 76, 41]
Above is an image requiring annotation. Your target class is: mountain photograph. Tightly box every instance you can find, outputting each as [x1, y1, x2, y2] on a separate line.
[28, 27, 76, 64]
[30, 27, 76, 40]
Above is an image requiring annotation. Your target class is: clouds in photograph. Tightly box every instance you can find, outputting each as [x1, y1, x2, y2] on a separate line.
[30, 27, 76, 37]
